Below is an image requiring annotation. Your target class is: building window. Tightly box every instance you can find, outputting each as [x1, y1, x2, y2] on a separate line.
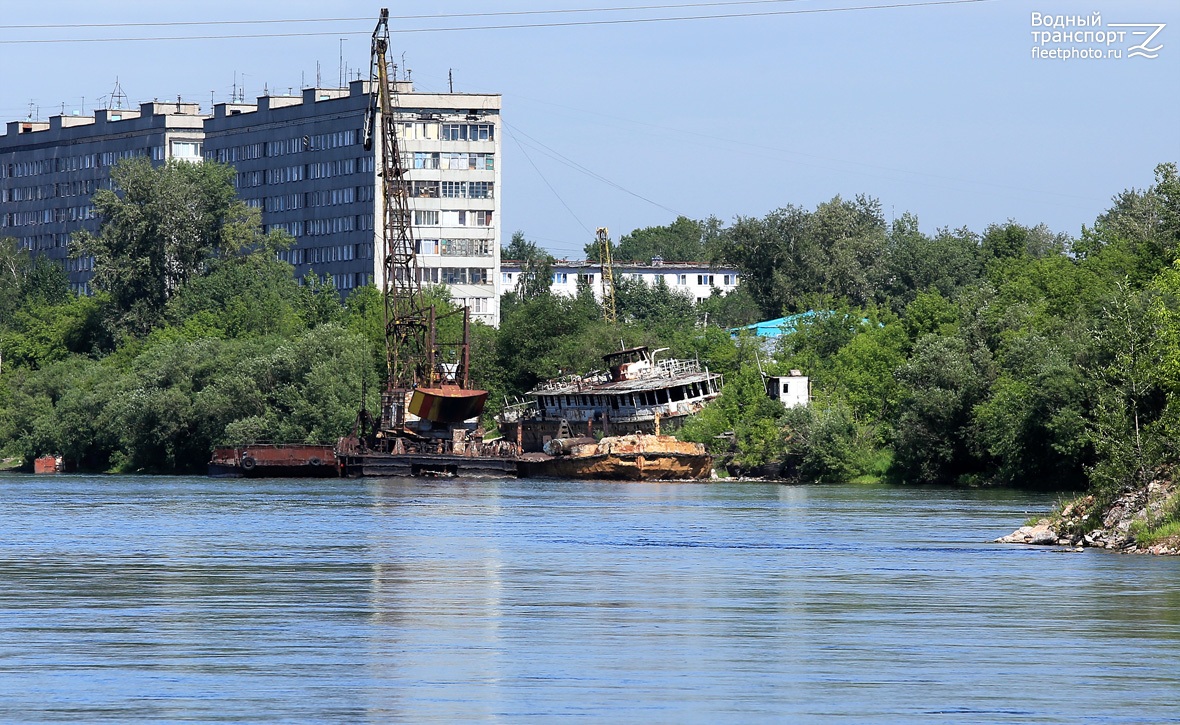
[697, 274, 714, 286]
[171, 141, 202, 160]
[440, 238, 492, 257]
[414, 210, 439, 226]
[411, 180, 439, 198]
[441, 123, 495, 141]
[554, 272, 568, 284]
[723, 274, 736, 285]
[457, 210, 493, 227]
[414, 152, 440, 169]
[677, 274, 687, 285]
[418, 239, 439, 255]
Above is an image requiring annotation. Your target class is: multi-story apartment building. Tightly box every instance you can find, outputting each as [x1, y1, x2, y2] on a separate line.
[0, 102, 206, 293]
[501, 258, 741, 304]
[202, 80, 502, 325]
[0, 80, 503, 324]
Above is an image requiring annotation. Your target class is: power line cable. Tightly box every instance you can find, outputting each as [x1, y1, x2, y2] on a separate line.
[505, 121, 684, 217]
[502, 93, 1105, 208]
[505, 126, 593, 236]
[0, 1, 993, 44]
[0, 2, 847, 29]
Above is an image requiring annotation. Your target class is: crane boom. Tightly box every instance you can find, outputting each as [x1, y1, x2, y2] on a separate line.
[597, 227, 617, 324]
[368, 8, 426, 431]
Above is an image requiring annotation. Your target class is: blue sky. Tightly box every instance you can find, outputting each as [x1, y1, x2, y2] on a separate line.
[2, 0, 1177, 257]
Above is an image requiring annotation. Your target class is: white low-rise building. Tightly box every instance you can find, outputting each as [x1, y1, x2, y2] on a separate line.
[501, 258, 740, 304]
[766, 372, 810, 408]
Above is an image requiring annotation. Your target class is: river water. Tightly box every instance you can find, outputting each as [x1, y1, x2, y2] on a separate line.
[1, 475, 1178, 723]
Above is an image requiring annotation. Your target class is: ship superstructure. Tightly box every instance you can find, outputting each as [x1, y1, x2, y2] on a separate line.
[499, 346, 722, 452]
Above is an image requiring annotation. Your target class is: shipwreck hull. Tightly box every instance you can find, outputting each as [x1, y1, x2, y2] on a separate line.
[517, 434, 713, 481]
[519, 452, 711, 481]
[502, 414, 692, 454]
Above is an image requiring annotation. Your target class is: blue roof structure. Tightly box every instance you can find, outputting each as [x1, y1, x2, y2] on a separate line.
[729, 311, 817, 338]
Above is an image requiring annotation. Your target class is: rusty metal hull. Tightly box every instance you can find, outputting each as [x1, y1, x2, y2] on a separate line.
[208, 444, 339, 478]
[517, 435, 713, 481]
[338, 452, 517, 478]
[501, 414, 694, 453]
[409, 386, 489, 423]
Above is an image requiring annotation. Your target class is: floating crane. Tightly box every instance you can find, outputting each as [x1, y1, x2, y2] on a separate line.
[362, 8, 486, 441]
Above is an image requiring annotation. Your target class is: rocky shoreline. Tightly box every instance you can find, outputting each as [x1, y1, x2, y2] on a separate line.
[996, 480, 1180, 556]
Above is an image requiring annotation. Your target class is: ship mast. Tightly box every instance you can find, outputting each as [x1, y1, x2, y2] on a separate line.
[365, 8, 426, 432]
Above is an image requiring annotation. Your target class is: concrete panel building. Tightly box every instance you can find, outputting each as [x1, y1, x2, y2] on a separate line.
[501, 258, 741, 304]
[0, 102, 206, 293]
[1, 79, 503, 324]
[201, 80, 502, 325]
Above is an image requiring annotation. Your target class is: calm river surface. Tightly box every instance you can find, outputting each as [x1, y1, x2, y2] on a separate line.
[1, 475, 1179, 723]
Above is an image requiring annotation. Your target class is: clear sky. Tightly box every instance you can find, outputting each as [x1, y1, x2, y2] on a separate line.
[2, 0, 1177, 257]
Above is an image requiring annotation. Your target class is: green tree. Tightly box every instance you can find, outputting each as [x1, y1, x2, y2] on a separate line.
[72, 157, 288, 337]
[890, 335, 990, 485]
[503, 231, 555, 300]
[874, 217, 981, 312]
[586, 216, 714, 263]
[710, 195, 886, 317]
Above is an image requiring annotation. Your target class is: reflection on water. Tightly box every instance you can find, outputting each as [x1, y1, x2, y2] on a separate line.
[1, 475, 1179, 723]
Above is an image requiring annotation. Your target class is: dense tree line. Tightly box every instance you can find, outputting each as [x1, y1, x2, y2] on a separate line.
[676, 163, 1180, 525]
[0, 160, 389, 472]
[3, 152, 1180, 540]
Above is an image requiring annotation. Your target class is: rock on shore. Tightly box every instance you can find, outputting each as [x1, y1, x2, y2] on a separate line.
[995, 481, 1180, 555]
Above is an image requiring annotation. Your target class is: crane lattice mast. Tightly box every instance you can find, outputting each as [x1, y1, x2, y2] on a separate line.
[597, 227, 617, 324]
[364, 8, 426, 431]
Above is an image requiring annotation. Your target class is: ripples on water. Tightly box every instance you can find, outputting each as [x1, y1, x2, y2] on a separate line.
[1, 475, 1178, 723]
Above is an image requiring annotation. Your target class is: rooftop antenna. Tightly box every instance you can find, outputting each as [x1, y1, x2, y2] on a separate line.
[316, 61, 321, 88]
[339, 38, 347, 88]
[110, 77, 128, 109]
[448, 69, 453, 93]
[210, 90, 215, 109]
[401, 52, 407, 80]
[26, 100, 34, 120]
